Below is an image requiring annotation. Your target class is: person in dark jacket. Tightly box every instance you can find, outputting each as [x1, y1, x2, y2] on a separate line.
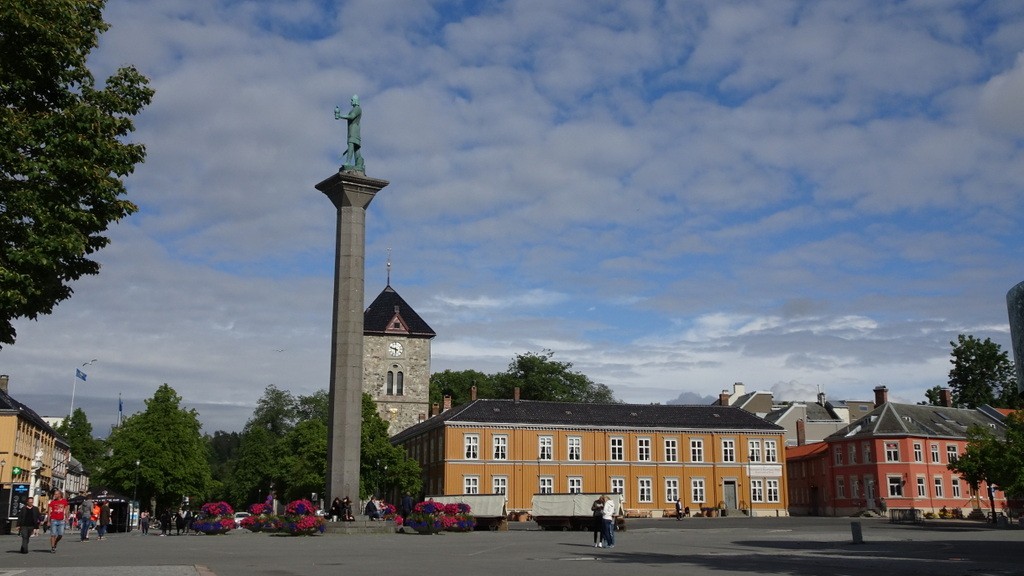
[16, 497, 42, 554]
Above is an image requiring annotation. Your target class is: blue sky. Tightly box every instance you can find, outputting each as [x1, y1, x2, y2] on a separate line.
[3, 0, 1023, 435]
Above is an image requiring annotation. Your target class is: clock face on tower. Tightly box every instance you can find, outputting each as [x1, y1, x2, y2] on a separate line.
[388, 341, 404, 357]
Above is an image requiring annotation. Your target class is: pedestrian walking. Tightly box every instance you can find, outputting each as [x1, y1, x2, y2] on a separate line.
[16, 496, 41, 554]
[97, 502, 111, 540]
[79, 493, 94, 541]
[47, 489, 68, 553]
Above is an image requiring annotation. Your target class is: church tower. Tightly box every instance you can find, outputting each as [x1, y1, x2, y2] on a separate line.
[363, 284, 435, 434]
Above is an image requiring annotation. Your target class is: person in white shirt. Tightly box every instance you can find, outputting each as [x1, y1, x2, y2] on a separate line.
[601, 495, 617, 548]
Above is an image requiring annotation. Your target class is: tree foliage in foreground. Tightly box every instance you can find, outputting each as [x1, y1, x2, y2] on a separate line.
[0, 0, 153, 347]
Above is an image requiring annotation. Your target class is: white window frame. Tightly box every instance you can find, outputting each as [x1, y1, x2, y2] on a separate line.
[568, 476, 583, 494]
[749, 439, 762, 463]
[690, 439, 704, 463]
[665, 478, 679, 503]
[885, 441, 899, 462]
[913, 443, 923, 462]
[493, 435, 507, 460]
[610, 437, 624, 461]
[951, 476, 961, 498]
[664, 438, 678, 463]
[931, 444, 940, 463]
[862, 442, 871, 463]
[638, 478, 653, 503]
[887, 475, 903, 497]
[836, 476, 846, 498]
[638, 438, 651, 462]
[538, 436, 553, 461]
[848, 444, 857, 464]
[946, 445, 958, 464]
[765, 440, 778, 463]
[933, 476, 944, 497]
[834, 446, 843, 465]
[722, 439, 736, 462]
[766, 479, 779, 503]
[493, 475, 507, 495]
[750, 479, 764, 503]
[611, 477, 625, 497]
[539, 476, 554, 494]
[464, 434, 479, 460]
[691, 478, 705, 503]
[464, 475, 479, 494]
[567, 436, 582, 461]
[917, 476, 926, 497]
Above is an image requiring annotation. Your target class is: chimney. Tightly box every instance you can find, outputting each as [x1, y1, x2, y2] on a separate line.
[470, 385, 477, 401]
[513, 387, 520, 402]
[443, 394, 452, 412]
[939, 387, 953, 408]
[817, 391, 826, 406]
[418, 412, 426, 422]
[733, 382, 745, 396]
[796, 419, 806, 446]
[719, 390, 730, 406]
[873, 385, 888, 408]
[0, 374, 8, 394]
[431, 402, 439, 417]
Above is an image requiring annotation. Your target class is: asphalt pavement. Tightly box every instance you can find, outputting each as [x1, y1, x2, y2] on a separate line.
[2, 516, 1021, 576]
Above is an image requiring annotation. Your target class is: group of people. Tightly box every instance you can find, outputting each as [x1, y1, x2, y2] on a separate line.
[156, 507, 194, 535]
[328, 496, 355, 521]
[14, 489, 113, 554]
[591, 495, 618, 549]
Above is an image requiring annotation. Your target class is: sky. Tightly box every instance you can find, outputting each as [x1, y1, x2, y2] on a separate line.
[3, 0, 1023, 436]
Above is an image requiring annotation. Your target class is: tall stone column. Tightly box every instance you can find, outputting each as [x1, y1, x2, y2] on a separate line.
[1008, 281, 1024, 396]
[316, 171, 389, 503]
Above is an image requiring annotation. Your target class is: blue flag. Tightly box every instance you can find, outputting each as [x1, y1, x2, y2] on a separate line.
[119, 397, 123, 413]
[76, 369, 87, 381]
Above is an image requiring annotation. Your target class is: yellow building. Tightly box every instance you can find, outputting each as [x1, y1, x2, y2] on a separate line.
[1, 375, 59, 509]
[391, 396, 789, 517]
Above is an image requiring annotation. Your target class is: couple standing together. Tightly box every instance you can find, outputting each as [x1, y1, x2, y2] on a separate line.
[591, 495, 617, 548]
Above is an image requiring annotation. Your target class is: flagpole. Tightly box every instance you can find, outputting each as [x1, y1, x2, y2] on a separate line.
[71, 359, 97, 419]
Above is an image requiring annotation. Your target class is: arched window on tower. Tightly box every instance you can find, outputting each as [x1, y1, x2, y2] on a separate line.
[386, 371, 394, 395]
[396, 371, 404, 396]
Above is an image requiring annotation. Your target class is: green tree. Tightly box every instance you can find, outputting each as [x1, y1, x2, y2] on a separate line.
[0, 0, 153, 347]
[227, 426, 277, 507]
[951, 413, 1024, 521]
[273, 418, 328, 502]
[224, 385, 296, 507]
[922, 385, 945, 406]
[494, 350, 617, 403]
[948, 334, 1017, 408]
[429, 369, 496, 406]
[102, 384, 211, 512]
[360, 393, 421, 500]
[55, 408, 105, 476]
[205, 431, 240, 502]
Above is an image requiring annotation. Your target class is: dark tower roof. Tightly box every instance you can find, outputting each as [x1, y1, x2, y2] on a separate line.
[364, 285, 435, 338]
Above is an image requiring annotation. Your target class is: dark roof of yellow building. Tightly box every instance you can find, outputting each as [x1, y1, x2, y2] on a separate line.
[392, 398, 784, 443]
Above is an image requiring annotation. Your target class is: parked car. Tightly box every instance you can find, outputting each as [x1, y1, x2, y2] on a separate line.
[234, 512, 251, 528]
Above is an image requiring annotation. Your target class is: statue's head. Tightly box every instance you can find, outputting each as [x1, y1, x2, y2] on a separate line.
[351, 94, 359, 105]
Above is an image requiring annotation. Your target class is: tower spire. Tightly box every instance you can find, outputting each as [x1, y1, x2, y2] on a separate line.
[386, 247, 392, 286]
